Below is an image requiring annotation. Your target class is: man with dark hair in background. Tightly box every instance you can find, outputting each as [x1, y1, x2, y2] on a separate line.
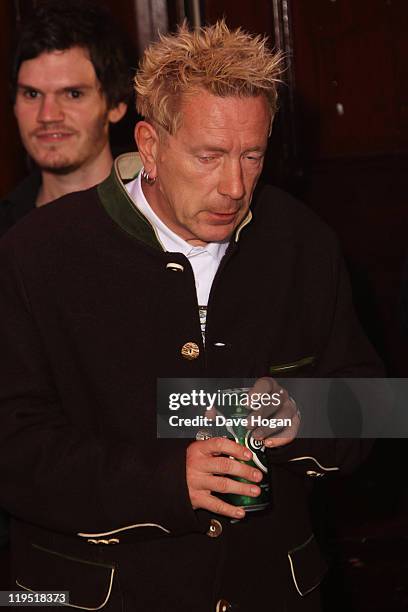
[0, 0, 129, 236]
[0, 0, 130, 575]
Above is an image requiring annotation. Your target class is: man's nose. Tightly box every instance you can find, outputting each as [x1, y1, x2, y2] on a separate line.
[218, 160, 245, 200]
[37, 95, 64, 123]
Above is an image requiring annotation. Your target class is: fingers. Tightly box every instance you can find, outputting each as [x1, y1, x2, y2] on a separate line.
[250, 395, 297, 440]
[210, 455, 263, 482]
[264, 417, 300, 447]
[248, 377, 290, 422]
[263, 402, 300, 447]
[247, 377, 300, 447]
[193, 436, 252, 462]
[192, 472, 261, 498]
[188, 473, 261, 520]
[249, 376, 281, 395]
[186, 437, 263, 518]
[192, 492, 246, 520]
[187, 438, 262, 482]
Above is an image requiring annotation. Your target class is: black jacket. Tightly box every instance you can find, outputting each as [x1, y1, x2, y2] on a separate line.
[0, 172, 40, 550]
[0, 153, 383, 611]
[0, 172, 41, 237]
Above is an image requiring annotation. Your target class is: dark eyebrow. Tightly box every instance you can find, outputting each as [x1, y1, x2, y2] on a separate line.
[16, 83, 93, 94]
[60, 85, 93, 92]
[17, 83, 42, 92]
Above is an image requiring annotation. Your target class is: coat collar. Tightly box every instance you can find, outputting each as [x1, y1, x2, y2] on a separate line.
[97, 152, 252, 249]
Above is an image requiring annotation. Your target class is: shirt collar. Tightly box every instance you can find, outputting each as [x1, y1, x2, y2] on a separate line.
[126, 172, 228, 259]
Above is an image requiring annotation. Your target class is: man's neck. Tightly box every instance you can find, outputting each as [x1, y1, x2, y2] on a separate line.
[36, 147, 114, 207]
[142, 181, 208, 247]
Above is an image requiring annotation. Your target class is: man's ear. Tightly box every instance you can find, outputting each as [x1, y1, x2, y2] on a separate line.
[107, 102, 127, 124]
[134, 121, 160, 175]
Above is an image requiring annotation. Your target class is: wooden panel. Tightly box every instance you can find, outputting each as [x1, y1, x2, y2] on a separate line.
[204, 0, 274, 36]
[102, 0, 140, 155]
[135, 0, 168, 49]
[291, 0, 408, 160]
[104, 0, 140, 51]
[301, 155, 408, 375]
[0, 1, 26, 198]
[390, 0, 408, 148]
[103, 0, 172, 153]
[167, 0, 186, 30]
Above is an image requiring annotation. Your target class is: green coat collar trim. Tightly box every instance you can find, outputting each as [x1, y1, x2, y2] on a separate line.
[97, 152, 252, 248]
[97, 153, 163, 251]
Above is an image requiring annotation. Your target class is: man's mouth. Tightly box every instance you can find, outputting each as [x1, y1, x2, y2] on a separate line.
[34, 131, 75, 143]
[207, 210, 239, 223]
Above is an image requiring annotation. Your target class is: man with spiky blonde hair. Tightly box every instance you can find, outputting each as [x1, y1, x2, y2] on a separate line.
[135, 20, 280, 135]
[0, 20, 381, 611]
[131, 20, 282, 251]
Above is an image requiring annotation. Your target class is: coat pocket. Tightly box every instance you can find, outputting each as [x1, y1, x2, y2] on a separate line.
[15, 543, 116, 610]
[287, 534, 327, 597]
[269, 356, 316, 375]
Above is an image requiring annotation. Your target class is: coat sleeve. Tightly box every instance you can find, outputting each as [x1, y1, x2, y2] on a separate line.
[267, 237, 386, 477]
[0, 242, 199, 537]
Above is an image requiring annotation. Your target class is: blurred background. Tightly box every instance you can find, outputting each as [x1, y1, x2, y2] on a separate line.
[1, 1, 407, 610]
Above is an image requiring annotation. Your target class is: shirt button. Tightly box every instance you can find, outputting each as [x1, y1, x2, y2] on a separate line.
[181, 342, 200, 360]
[207, 519, 223, 538]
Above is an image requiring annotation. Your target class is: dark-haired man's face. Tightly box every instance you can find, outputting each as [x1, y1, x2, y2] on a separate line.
[14, 46, 123, 174]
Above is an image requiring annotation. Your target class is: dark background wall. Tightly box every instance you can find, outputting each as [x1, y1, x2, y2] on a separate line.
[288, 0, 408, 379]
[0, 1, 27, 195]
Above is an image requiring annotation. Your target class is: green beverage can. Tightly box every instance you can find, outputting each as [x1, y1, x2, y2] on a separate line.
[217, 390, 271, 512]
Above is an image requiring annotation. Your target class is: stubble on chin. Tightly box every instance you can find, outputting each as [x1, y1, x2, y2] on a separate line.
[37, 158, 83, 175]
[26, 140, 82, 175]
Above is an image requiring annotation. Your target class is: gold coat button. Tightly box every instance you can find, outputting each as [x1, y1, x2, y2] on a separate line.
[216, 599, 231, 612]
[207, 519, 223, 538]
[181, 342, 200, 360]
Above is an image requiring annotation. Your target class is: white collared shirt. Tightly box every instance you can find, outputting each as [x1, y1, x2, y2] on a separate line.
[125, 173, 228, 308]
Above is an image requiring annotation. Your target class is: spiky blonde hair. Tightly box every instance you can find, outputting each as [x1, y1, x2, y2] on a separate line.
[135, 20, 282, 134]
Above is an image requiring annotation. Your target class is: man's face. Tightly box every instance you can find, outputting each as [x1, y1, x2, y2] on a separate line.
[14, 46, 118, 174]
[142, 91, 271, 245]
